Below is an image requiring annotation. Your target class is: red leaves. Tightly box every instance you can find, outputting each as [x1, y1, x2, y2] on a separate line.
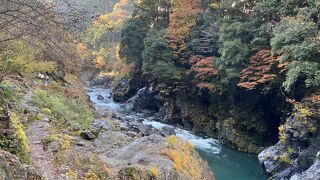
[188, 55, 218, 92]
[238, 49, 278, 90]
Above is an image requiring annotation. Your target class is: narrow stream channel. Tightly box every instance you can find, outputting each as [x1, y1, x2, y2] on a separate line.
[87, 86, 267, 180]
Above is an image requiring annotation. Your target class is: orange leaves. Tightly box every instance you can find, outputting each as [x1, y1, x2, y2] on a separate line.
[188, 56, 218, 81]
[238, 49, 278, 90]
[165, 0, 203, 63]
[76, 43, 89, 57]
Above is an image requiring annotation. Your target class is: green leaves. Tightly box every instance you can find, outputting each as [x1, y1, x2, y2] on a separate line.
[142, 28, 183, 83]
[271, 17, 320, 91]
[120, 16, 150, 67]
[271, 18, 318, 57]
[218, 39, 249, 66]
[283, 61, 320, 91]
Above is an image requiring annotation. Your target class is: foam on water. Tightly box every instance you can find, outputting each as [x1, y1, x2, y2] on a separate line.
[87, 87, 122, 112]
[143, 119, 221, 154]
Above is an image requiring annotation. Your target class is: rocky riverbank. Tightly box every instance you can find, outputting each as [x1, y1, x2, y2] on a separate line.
[52, 86, 214, 179]
[0, 77, 214, 179]
[258, 95, 320, 179]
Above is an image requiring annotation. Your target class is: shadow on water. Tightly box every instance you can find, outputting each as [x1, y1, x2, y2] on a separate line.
[197, 147, 267, 180]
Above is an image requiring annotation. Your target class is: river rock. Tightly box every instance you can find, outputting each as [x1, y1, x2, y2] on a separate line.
[130, 122, 158, 136]
[90, 76, 110, 86]
[80, 131, 97, 140]
[290, 153, 320, 180]
[112, 70, 146, 103]
[91, 119, 111, 132]
[97, 94, 104, 100]
[125, 87, 159, 112]
[160, 126, 176, 136]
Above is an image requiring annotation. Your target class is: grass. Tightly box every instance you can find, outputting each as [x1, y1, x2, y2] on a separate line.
[63, 154, 109, 179]
[32, 89, 93, 132]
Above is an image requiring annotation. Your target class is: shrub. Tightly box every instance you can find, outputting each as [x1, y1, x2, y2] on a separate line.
[149, 166, 158, 178]
[162, 137, 201, 179]
[9, 112, 31, 163]
[42, 108, 52, 115]
[167, 135, 177, 147]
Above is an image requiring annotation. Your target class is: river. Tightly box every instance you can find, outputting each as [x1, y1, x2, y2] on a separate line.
[87, 86, 267, 180]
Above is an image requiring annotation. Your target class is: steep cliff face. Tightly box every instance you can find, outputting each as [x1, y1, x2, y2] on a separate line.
[258, 94, 320, 179]
[114, 78, 287, 153]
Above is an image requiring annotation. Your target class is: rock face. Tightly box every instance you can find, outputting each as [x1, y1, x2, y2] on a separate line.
[121, 84, 281, 153]
[125, 87, 159, 112]
[0, 150, 41, 179]
[290, 153, 320, 180]
[112, 71, 145, 103]
[258, 95, 320, 179]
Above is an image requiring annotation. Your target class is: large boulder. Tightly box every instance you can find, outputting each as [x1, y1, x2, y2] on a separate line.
[290, 152, 320, 180]
[259, 95, 320, 179]
[0, 150, 41, 179]
[90, 76, 111, 86]
[112, 70, 146, 103]
[125, 87, 159, 112]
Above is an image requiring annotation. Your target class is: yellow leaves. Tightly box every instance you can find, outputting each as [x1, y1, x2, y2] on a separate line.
[92, 0, 131, 28]
[274, 153, 292, 164]
[60, 134, 71, 151]
[42, 108, 52, 115]
[95, 55, 106, 68]
[209, 3, 220, 9]
[165, 0, 203, 59]
[162, 148, 187, 171]
[84, 171, 99, 180]
[9, 111, 31, 163]
[162, 136, 201, 179]
[278, 125, 284, 133]
[278, 125, 287, 143]
[167, 135, 177, 147]
[149, 166, 158, 178]
[293, 102, 312, 118]
[66, 170, 78, 180]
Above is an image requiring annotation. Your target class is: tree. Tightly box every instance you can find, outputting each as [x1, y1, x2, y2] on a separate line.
[142, 29, 184, 83]
[0, 0, 90, 80]
[187, 55, 218, 93]
[120, 0, 172, 69]
[238, 49, 278, 90]
[120, 15, 150, 68]
[188, 11, 220, 56]
[165, 0, 203, 64]
[271, 14, 320, 91]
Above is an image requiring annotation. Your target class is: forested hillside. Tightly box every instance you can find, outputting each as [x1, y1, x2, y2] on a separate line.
[110, 0, 320, 179]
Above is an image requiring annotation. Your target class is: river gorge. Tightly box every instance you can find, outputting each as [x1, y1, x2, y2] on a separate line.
[88, 86, 267, 180]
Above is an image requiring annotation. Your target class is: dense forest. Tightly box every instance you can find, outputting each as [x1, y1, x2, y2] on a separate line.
[0, 0, 319, 179]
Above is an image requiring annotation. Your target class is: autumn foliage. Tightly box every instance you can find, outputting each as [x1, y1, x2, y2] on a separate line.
[187, 55, 218, 92]
[238, 49, 278, 90]
[165, 0, 202, 64]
